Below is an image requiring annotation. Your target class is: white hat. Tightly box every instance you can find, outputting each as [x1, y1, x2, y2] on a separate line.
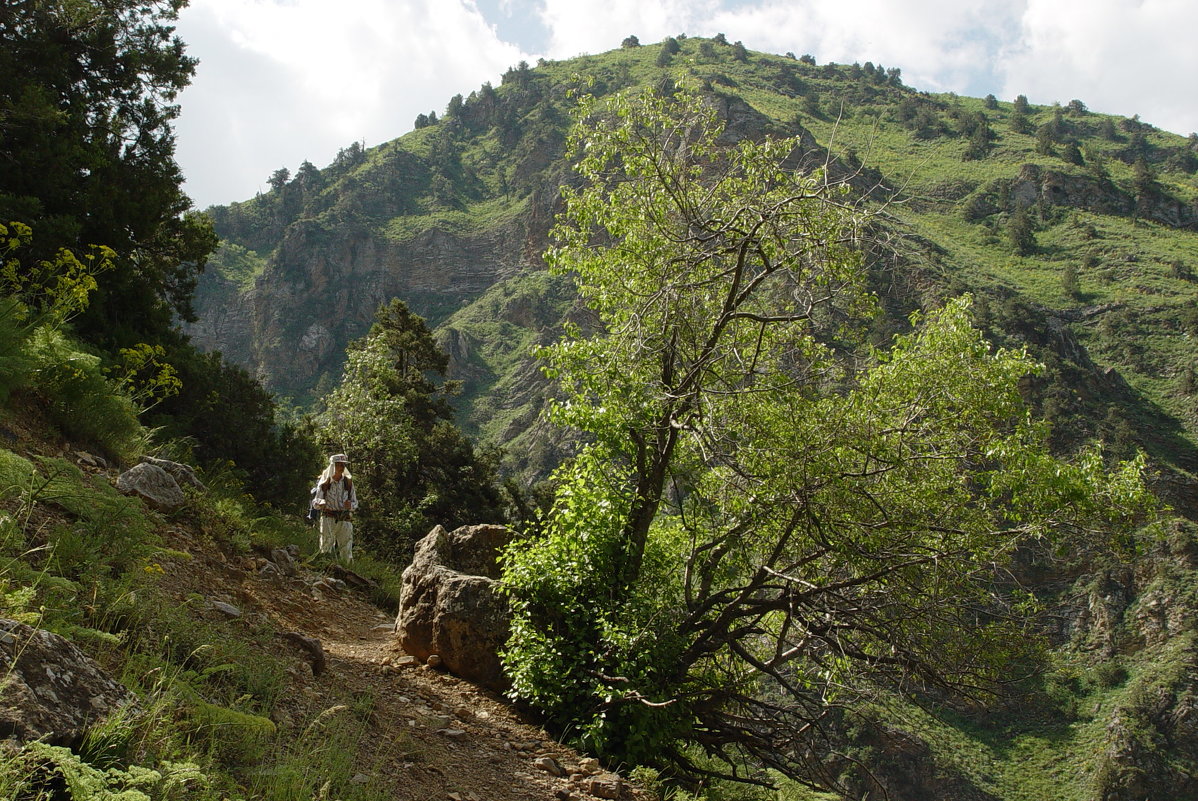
[329, 453, 350, 464]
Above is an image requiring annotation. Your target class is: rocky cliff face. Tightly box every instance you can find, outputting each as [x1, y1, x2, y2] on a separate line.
[188, 193, 552, 398]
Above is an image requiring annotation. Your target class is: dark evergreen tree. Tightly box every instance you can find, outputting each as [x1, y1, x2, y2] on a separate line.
[1013, 94, 1031, 114]
[984, 93, 999, 109]
[318, 300, 504, 561]
[268, 168, 291, 191]
[1036, 124, 1055, 155]
[621, 34, 641, 48]
[1008, 206, 1037, 255]
[0, 0, 217, 347]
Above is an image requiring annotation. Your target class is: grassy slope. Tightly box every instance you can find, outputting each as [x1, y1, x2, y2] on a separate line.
[199, 40, 1198, 799]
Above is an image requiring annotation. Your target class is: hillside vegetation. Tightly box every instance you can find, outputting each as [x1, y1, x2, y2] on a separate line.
[195, 37, 1198, 490]
[3, 15, 1198, 799]
[190, 36, 1198, 801]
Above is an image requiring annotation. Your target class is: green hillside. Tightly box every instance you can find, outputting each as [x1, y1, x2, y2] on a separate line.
[190, 37, 1198, 801]
[198, 37, 1198, 488]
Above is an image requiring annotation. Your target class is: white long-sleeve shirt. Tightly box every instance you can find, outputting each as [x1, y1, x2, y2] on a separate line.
[316, 475, 358, 512]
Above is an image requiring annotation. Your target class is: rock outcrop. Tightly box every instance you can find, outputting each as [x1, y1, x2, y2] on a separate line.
[141, 456, 206, 491]
[395, 524, 513, 692]
[117, 462, 186, 509]
[0, 619, 135, 746]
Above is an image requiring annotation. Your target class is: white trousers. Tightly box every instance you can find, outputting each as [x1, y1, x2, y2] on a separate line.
[319, 516, 353, 563]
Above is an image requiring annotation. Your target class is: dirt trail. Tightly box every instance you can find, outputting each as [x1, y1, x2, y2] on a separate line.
[161, 534, 642, 801]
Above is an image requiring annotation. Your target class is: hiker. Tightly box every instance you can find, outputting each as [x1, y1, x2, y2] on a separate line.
[314, 453, 358, 563]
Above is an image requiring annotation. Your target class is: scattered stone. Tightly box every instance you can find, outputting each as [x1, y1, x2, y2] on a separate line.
[280, 632, 326, 677]
[210, 600, 242, 618]
[270, 547, 298, 577]
[437, 728, 468, 740]
[328, 563, 378, 592]
[372, 622, 394, 631]
[452, 705, 472, 720]
[426, 715, 453, 729]
[140, 456, 206, 490]
[394, 524, 514, 691]
[74, 450, 106, 469]
[588, 775, 624, 799]
[0, 618, 136, 747]
[533, 756, 566, 777]
[426, 653, 443, 668]
[577, 757, 601, 775]
[555, 790, 575, 801]
[394, 655, 418, 667]
[350, 773, 371, 784]
[448, 793, 463, 801]
[117, 462, 185, 509]
[259, 562, 280, 577]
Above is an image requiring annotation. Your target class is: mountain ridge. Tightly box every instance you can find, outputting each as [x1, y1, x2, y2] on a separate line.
[189, 38, 1198, 486]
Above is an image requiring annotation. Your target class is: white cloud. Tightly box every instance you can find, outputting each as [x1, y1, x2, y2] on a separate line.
[538, 0, 718, 57]
[1001, 0, 1198, 134]
[174, 0, 1198, 208]
[175, 0, 529, 207]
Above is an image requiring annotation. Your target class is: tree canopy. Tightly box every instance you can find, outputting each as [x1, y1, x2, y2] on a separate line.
[0, 0, 216, 347]
[317, 299, 504, 561]
[499, 86, 1154, 792]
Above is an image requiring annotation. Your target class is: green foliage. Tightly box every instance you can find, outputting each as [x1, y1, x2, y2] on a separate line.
[27, 329, 148, 462]
[501, 86, 1155, 791]
[317, 299, 503, 561]
[1007, 206, 1037, 256]
[0, 0, 218, 349]
[151, 346, 321, 509]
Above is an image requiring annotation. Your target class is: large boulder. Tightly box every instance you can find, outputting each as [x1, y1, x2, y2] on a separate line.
[140, 456, 206, 491]
[0, 619, 135, 746]
[117, 462, 185, 509]
[395, 524, 513, 691]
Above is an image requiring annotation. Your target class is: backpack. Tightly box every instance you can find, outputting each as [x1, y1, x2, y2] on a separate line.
[305, 486, 320, 524]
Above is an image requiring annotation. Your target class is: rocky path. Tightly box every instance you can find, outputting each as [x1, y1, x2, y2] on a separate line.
[163, 536, 640, 801]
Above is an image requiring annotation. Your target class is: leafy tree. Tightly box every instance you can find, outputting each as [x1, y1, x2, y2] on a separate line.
[799, 53, 816, 65]
[730, 40, 749, 62]
[1013, 94, 1031, 114]
[0, 0, 217, 347]
[1008, 206, 1037, 255]
[268, 168, 291, 192]
[984, 93, 999, 109]
[1036, 124, 1056, 155]
[1062, 262, 1081, 298]
[621, 35, 641, 48]
[501, 86, 1151, 791]
[1010, 106, 1033, 135]
[962, 112, 993, 160]
[662, 36, 681, 55]
[150, 345, 320, 507]
[318, 299, 503, 561]
[1062, 141, 1085, 166]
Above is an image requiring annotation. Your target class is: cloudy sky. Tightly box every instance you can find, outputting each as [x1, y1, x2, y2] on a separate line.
[173, 0, 1198, 209]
